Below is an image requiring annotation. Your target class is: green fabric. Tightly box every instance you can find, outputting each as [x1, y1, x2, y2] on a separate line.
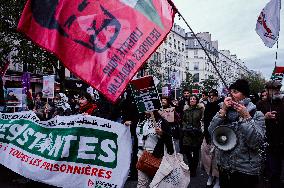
[181, 105, 203, 147]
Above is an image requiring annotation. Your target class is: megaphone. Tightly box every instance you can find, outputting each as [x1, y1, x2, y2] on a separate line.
[212, 126, 237, 151]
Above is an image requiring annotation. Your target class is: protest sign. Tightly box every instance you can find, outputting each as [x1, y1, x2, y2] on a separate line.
[6, 88, 23, 108]
[158, 107, 175, 122]
[42, 75, 55, 98]
[0, 112, 131, 188]
[162, 86, 170, 97]
[130, 76, 161, 113]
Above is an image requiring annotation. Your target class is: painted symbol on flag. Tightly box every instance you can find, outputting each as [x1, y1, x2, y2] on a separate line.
[31, 0, 68, 37]
[31, 0, 121, 53]
[75, 5, 121, 53]
[257, 12, 276, 40]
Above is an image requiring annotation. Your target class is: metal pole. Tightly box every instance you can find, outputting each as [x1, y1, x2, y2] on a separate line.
[275, 40, 278, 67]
[175, 86, 177, 100]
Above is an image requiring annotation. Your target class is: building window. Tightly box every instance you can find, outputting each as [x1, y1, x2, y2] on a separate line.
[194, 49, 198, 56]
[193, 62, 199, 70]
[193, 73, 199, 83]
[194, 39, 198, 46]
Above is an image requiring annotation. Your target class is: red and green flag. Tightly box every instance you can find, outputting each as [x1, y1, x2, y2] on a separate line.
[271, 66, 284, 81]
[191, 83, 200, 95]
[18, 0, 176, 102]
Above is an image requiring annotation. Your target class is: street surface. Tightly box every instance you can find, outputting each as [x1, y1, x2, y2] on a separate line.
[0, 162, 284, 187]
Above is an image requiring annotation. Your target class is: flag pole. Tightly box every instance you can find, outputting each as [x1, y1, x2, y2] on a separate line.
[175, 86, 177, 100]
[167, 0, 229, 89]
[275, 40, 278, 67]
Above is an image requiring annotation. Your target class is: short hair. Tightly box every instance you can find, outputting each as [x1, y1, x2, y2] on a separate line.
[161, 96, 171, 104]
[209, 89, 218, 96]
[202, 91, 208, 96]
[183, 88, 190, 93]
[79, 91, 93, 102]
[265, 80, 282, 89]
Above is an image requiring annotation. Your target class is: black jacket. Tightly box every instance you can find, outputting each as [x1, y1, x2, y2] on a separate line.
[257, 98, 284, 157]
[176, 98, 188, 116]
[152, 118, 174, 158]
[203, 98, 223, 143]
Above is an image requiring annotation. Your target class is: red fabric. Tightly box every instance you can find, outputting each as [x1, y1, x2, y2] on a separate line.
[273, 66, 284, 74]
[18, 0, 176, 102]
[130, 76, 154, 90]
[79, 102, 97, 115]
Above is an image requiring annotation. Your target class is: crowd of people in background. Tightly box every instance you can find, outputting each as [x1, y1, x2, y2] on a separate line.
[0, 77, 284, 188]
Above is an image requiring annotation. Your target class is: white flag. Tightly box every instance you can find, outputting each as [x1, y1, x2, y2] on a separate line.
[256, 0, 281, 48]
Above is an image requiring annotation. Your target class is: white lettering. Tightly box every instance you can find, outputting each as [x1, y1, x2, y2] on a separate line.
[16, 128, 35, 145]
[0, 124, 11, 139]
[77, 136, 98, 160]
[28, 132, 47, 150]
[6, 124, 29, 141]
[98, 139, 116, 163]
[61, 135, 77, 158]
[48, 135, 64, 157]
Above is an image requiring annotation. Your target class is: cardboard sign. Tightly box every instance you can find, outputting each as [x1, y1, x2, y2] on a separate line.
[130, 76, 161, 113]
[6, 88, 23, 107]
[158, 107, 175, 122]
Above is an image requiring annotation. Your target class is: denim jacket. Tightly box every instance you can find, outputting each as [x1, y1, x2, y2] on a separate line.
[208, 99, 265, 175]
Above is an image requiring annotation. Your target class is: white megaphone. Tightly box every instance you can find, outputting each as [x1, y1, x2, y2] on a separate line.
[212, 125, 237, 151]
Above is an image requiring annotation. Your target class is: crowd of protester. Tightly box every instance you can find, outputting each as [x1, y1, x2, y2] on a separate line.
[0, 77, 284, 188]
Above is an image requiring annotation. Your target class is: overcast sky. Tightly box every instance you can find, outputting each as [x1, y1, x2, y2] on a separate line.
[173, 0, 283, 79]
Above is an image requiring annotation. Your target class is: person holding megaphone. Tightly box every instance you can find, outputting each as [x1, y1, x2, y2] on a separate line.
[208, 79, 265, 188]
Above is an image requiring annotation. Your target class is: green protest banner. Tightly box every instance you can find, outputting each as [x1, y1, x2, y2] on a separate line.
[0, 112, 131, 188]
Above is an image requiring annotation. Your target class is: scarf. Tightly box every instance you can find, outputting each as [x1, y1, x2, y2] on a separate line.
[79, 102, 97, 115]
